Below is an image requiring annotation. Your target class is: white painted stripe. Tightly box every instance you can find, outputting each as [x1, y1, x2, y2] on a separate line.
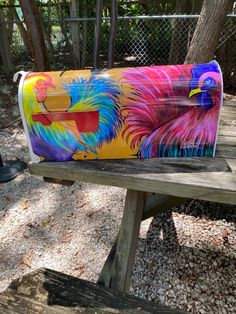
[14, 71, 40, 163]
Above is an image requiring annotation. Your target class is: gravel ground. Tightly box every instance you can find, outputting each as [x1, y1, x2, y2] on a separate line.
[131, 203, 236, 313]
[0, 86, 236, 314]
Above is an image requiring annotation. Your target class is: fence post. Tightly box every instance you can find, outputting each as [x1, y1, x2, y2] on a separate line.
[81, 0, 87, 68]
[108, 0, 118, 68]
[70, 0, 80, 68]
[94, 0, 103, 69]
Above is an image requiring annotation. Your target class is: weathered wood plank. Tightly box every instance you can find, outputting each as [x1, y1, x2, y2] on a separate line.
[29, 157, 235, 204]
[217, 136, 236, 144]
[221, 100, 236, 108]
[97, 234, 119, 289]
[143, 194, 189, 220]
[217, 144, 236, 156]
[226, 158, 236, 172]
[221, 102, 236, 109]
[220, 113, 236, 120]
[98, 193, 184, 294]
[0, 268, 186, 314]
[220, 110, 236, 118]
[218, 127, 236, 137]
[216, 145, 236, 159]
[43, 177, 74, 186]
[29, 100, 236, 204]
[218, 102, 236, 130]
[30, 156, 230, 176]
[98, 189, 146, 293]
[219, 121, 236, 130]
[219, 114, 236, 122]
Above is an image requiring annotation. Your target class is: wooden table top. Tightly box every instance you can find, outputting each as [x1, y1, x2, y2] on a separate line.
[29, 100, 236, 205]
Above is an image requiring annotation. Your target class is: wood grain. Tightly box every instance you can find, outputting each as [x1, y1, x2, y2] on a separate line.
[98, 189, 145, 293]
[185, 0, 234, 63]
[30, 158, 235, 204]
[0, 268, 186, 313]
[29, 101, 236, 205]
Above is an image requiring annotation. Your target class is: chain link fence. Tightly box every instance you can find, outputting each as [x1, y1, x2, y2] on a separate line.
[3, 14, 236, 91]
[115, 16, 195, 66]
[60, 16, 197, 68]
[60, 14, 236, 90]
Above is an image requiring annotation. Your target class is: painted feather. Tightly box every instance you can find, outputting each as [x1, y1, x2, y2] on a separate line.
[25, 73, 122, 161]
[122, 63, 221, 158]
[63, 76, 122, 149]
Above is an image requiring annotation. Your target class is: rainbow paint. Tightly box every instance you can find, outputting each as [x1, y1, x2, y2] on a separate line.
[17, 61, 223, 162]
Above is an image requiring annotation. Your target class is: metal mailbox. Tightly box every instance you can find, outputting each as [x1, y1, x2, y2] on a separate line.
[16, 61, 223, 162]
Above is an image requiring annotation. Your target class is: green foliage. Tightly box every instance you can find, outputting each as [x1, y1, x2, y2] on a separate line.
[7, 0, 179, 69]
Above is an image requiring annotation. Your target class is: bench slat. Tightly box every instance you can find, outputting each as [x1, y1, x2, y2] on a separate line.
[0, 268, 186, 314]
[29, 101, 236, 205]
[30, 156, 236, 204]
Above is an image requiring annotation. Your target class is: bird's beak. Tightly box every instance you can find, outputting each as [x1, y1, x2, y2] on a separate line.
[189, 88, 202, 97]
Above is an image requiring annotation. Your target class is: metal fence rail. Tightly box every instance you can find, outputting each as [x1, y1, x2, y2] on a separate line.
[3, 14, 236, 90]
[65, 15, 235, 91]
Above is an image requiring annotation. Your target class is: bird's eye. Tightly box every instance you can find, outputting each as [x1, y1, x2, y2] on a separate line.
[36, 79, 45, 86]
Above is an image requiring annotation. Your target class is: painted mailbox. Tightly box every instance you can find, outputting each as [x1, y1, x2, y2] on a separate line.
[17, 61, 223, 162]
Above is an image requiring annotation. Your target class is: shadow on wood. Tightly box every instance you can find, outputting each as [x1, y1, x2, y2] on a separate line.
[0, 268, 186, 313]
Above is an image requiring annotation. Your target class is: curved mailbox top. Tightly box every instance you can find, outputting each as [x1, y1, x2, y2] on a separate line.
[17, 61, 223, 162]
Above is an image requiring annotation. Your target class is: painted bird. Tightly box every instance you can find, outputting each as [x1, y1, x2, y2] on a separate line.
[24, 72, 122, 161]
[122, 61, 222, 158]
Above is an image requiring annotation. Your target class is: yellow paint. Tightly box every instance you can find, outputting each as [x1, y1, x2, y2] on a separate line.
[22, 68, 142, 160]
[189, 87, 202, 97]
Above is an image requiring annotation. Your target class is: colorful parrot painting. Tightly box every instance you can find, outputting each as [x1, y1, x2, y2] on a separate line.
[18, 61, 222, 162]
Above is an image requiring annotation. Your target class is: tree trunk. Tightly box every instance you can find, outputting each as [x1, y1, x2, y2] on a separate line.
[94, 0, 103, 69]
[44, 0, 55, 63]
[81, 0, 87, 68]
[168, 0, 192, 64]
[0, 9, 13, 74]
[7, 0, 15, 46]
[215, 17, 236, 92]
[19, 0, 50, 71]
[70, 0, 80, 68]
[108, 0, 118, 68]
[191, 0, 203, 14]
[186, 0, 203, 50]
[55, 0, 72, 55]
[185, 0, 234, 64]
[13, 8, 32, 56]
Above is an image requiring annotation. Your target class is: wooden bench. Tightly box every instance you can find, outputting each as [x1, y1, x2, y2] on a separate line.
[0, 268, 186, 313]
[10, 99, 232, 314]
[28, 100, 236, 294]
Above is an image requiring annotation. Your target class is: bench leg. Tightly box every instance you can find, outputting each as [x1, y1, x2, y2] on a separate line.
[143, 194, 188, 220]
[97, 189, 146, 293]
